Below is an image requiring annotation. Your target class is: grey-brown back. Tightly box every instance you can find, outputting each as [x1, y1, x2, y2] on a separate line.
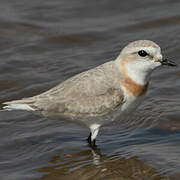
[5, 61, 125, 117]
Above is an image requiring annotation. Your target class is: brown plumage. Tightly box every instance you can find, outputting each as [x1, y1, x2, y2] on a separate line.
[4, 61, 125, 117]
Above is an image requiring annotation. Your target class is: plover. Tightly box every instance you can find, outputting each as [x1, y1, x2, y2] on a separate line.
[3, 40, 176, 146]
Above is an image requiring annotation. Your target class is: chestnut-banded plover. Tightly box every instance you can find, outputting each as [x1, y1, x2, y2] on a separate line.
[3, 40, 176, 147]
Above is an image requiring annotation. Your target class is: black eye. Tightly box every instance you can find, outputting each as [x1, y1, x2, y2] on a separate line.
[138, 50, 148, 57]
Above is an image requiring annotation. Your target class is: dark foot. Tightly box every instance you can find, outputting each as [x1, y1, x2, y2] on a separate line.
[87, 132, 91, 144]
[87, 132, 96, 147]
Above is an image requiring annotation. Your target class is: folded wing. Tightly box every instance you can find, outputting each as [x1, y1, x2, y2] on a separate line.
[3, 61, 124, 116]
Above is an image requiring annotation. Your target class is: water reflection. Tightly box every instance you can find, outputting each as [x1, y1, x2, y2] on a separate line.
[32, 146, 178, 180]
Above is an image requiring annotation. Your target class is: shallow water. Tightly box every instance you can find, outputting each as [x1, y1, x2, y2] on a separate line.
[0, 0, 180, 179]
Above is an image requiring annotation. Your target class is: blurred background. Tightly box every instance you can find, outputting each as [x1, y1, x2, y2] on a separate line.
[0, 0, 180, 179]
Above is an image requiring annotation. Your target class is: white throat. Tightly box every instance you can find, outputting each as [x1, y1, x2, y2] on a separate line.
[115, 59, 153, 85]
[125, 62, 152, 85]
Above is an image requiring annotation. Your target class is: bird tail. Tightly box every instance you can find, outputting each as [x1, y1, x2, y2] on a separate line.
[2, 99, 35, 111]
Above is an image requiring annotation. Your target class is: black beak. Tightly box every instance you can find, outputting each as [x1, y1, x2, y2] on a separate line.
[159, 59, 177, 67]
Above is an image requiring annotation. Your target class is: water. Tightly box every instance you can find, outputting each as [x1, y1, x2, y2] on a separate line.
[0, 0, 180, 179]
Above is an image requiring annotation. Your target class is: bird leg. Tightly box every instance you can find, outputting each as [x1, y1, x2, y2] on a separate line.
[87, 124, 100, 147]
[87, 132, 96, 147]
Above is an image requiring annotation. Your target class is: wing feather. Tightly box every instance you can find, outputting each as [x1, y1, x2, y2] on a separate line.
[4, 61, 125, 116]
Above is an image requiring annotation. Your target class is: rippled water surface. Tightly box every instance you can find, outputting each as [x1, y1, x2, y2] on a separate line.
[0, 0, 180, 180]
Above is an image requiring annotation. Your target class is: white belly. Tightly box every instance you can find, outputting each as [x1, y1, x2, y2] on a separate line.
[106, 95, 145, 124]
[121, 95, 144, 112]
[85, 95, 145, 126]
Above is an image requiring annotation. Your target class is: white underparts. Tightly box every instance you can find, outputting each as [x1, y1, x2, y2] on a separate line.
[3, 104, 35, 111]
[89, 124, 101, 141]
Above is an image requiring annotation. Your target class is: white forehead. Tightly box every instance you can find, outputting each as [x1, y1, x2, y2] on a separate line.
[120, 40, 162, 57]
